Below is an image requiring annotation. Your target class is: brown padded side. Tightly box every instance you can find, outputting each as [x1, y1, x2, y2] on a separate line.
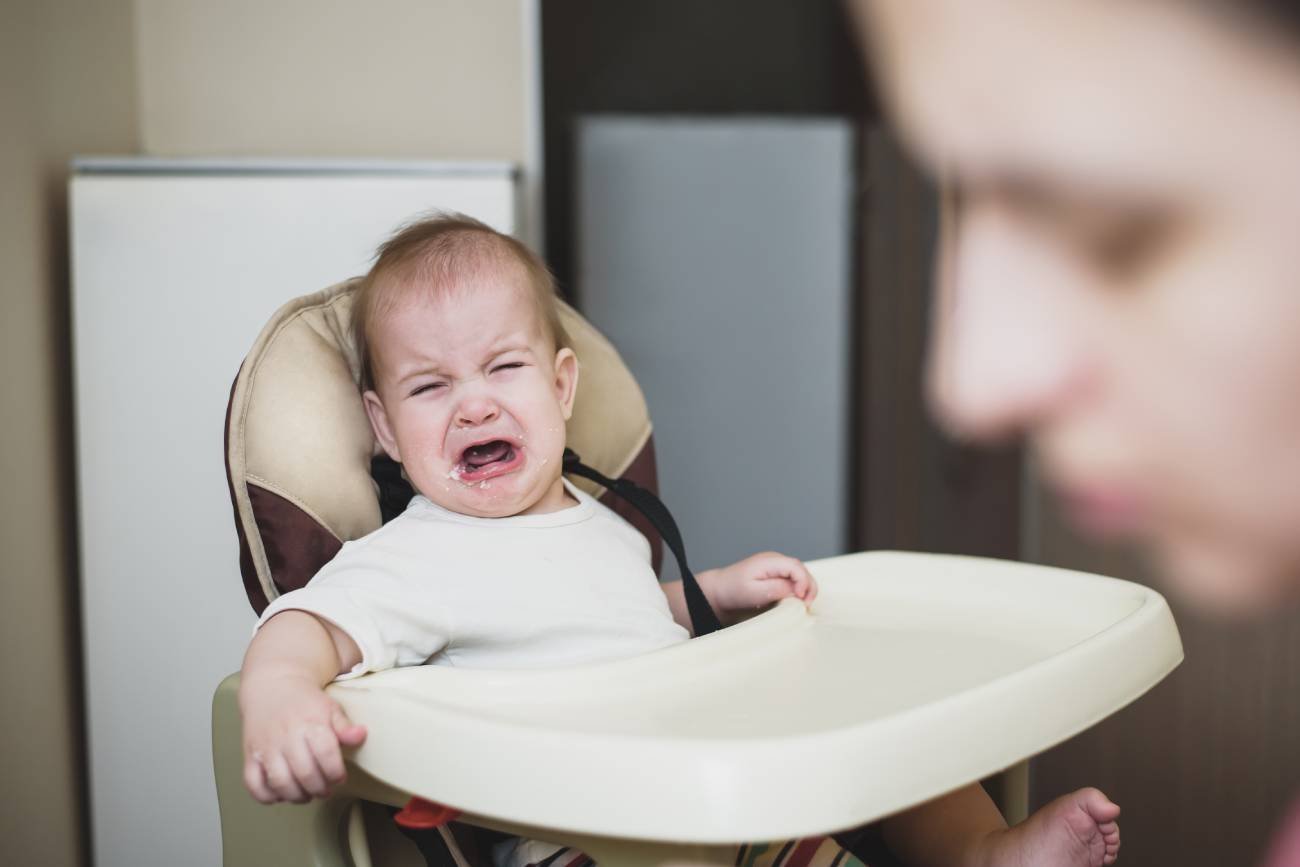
[246, 484, 344, 608]
[225, 370, 265, 611]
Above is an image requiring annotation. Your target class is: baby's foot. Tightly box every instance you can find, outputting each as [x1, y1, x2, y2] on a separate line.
[973, 788, 1121, 867]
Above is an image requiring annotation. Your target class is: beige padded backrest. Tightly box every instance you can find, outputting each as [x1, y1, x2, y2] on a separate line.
[226, 278, 655, 613]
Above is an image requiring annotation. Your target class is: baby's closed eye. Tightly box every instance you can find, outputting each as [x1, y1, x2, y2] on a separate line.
[409, 381, 448, 398]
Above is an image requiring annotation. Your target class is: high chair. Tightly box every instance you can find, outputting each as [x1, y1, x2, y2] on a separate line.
[215, 279, 1184, 866]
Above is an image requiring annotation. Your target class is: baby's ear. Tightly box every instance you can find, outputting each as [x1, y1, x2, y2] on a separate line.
[362, 390, 402, 462]
[553, 347, 579, 421]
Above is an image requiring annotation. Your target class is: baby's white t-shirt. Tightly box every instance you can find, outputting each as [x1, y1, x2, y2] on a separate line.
[256, 479, 689, 677]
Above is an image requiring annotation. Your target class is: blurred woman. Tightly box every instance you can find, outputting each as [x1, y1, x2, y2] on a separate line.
[851, 1, 1300, 863]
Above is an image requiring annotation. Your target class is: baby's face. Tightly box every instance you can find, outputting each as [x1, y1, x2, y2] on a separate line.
[362, 269, 578, 518]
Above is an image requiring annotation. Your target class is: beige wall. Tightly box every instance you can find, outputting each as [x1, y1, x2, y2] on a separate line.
[134, 0, 528, 160]
[1, 3, 529, 864]
[1, 2, 140, 865]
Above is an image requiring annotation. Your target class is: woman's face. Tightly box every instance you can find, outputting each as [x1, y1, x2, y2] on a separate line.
[856, 0, 1300, 612]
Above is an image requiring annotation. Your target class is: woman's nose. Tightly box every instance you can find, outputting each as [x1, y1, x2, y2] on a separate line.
[927, 204, 1092, 442]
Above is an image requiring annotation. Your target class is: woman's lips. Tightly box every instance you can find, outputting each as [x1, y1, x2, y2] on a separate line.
[1057, 484, 1148, 538]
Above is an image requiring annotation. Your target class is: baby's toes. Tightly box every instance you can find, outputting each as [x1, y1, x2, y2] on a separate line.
[1077, 787, 1121, 821]
[1103, 825, 1121, 864]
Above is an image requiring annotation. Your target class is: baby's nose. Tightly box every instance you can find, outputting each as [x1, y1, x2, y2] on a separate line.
[455, 395, 499, 427]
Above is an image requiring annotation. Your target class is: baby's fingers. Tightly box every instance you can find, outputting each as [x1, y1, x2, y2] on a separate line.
[793, 562, 818, 603]
[769, 555, 816, 602]
[262, 751, 308, 803]
[331, 705, 368, 748]
[243, 751, 276, 804]
[306, 723, 348, 790]
[286, 735, 331, 799]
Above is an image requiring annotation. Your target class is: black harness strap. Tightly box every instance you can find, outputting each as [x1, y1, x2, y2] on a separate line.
[563, 448, 724, 637]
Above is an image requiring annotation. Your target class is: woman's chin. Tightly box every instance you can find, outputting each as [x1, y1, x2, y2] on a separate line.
[1154, 536, 1300, 619]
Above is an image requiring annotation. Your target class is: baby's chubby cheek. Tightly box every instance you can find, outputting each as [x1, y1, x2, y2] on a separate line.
[532, 422, 568, 462]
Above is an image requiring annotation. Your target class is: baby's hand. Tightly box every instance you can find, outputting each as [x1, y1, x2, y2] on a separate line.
[239, 673, 367, 804]
[703, 551, 818, 622]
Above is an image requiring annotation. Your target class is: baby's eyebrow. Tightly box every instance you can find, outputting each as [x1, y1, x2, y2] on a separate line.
[488, 347, 531, 358]
[394, 363, 446, 386]
[485, 339, 535, 358]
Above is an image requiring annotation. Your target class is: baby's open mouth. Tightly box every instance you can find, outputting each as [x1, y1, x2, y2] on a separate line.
[454, 439, 522, 482]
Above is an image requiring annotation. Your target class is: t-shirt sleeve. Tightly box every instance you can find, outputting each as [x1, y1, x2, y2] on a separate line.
[254, 537, 451, 680]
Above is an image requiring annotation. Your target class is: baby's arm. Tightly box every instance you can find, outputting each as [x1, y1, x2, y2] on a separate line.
[663, 551, 818, 633]
[238, 610, 367, 803]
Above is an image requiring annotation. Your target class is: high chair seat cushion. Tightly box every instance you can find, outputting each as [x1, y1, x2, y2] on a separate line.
[226, 278, 658, 613]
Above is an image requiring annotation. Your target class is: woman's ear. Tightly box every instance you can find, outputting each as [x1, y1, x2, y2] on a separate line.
[553, 347, 580, 421]
[363, 390, 402, 462]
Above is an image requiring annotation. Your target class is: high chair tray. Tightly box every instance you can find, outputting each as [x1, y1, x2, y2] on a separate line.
[330, 551, 1182, 844]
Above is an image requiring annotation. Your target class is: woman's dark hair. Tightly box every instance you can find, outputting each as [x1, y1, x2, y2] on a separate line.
[1209, 0, 1300, 38]
[1254, 0, 1300, 27]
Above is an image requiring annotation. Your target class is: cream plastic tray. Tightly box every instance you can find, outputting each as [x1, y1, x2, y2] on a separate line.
[329, 550, 1183, 847]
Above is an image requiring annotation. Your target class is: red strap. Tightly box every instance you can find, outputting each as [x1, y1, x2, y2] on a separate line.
[394, 797, 462, 830]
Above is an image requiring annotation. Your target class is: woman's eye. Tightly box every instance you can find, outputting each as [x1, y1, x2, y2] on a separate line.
[1080, 218, 1172, 280]
[1066, 206, 1179, 282]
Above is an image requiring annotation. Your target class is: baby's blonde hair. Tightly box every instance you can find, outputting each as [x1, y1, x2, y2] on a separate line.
[353, 212, 570, 391]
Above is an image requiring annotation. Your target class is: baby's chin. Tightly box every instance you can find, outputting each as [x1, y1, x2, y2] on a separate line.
[427, 486, 536, 519]
[459, 501, 531, 518]
[418, 468, 567, 519]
